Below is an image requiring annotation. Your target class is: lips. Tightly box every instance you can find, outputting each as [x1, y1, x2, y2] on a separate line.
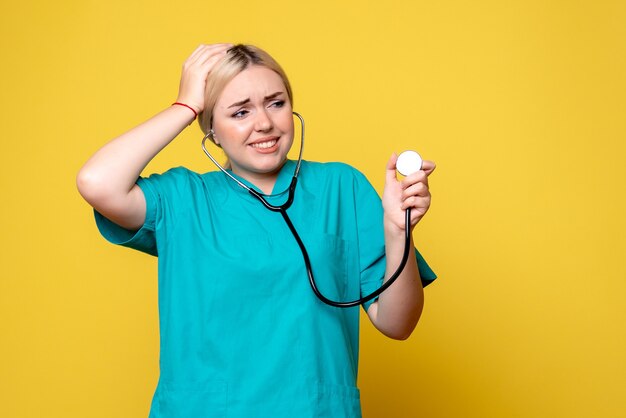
[249, 136, 280, 153]
[250, 139, 278, 149]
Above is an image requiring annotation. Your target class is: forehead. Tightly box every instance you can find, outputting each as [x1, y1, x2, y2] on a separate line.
[217, 66, 286, 105]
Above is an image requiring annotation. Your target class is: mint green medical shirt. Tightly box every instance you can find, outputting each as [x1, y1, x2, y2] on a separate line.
[95, 160, 436, 418]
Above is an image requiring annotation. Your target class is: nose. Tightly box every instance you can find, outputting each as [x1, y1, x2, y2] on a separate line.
[254, 108, 273, 132]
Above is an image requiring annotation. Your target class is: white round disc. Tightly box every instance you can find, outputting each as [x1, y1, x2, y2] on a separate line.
[396, 150, 423, 176]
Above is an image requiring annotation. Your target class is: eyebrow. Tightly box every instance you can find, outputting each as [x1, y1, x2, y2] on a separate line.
[227, 91, 284, 108]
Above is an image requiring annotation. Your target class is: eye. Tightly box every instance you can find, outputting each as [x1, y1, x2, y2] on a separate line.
[231, 109, 248, 118]
[270, 100, 285, 109]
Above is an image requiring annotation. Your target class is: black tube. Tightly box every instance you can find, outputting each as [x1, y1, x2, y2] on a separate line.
[280, 208, 412, 308]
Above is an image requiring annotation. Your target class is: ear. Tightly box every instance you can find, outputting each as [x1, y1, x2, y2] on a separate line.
[210, 129, 220, 145]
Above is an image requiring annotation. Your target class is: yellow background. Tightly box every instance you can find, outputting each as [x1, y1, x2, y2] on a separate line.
[1, 0, 625, 417]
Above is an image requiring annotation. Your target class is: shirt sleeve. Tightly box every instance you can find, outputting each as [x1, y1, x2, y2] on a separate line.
[351, 168, 437, 311]
[92, 172, 167, 257]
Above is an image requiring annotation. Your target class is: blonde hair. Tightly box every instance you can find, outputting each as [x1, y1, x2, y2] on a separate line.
[198, 44, 293, 139]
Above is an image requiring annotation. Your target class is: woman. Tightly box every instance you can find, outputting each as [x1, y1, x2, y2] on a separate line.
[77, 43, 437, 418]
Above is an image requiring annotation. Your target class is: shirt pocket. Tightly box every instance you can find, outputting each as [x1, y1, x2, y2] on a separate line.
[155, 380, 228, 418]
[302, 232, 351, 303]
[314, 382, 362, 418]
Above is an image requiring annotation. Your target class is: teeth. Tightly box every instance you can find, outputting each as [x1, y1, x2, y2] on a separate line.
[251, 139, 277, 149]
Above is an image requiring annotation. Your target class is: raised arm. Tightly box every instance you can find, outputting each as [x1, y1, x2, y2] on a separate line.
[366, 153, 436, 340]
[76, 44, 232, 230]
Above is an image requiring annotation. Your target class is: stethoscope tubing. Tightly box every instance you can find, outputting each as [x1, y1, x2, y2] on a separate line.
[201, 112, 412, 308]
[280, 205, 412, 308]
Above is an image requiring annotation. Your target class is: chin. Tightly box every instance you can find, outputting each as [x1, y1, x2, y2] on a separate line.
[257, 158, 288, 174]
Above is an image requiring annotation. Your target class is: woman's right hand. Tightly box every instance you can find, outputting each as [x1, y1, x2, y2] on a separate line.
[78, 43, 232, 231]
[176, 43, 233, 113]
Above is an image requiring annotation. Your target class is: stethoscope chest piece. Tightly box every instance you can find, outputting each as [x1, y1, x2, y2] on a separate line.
[396, 150, 423, 176]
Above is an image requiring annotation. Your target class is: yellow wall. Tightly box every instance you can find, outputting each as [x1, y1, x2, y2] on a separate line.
[1, 1, 625, 416]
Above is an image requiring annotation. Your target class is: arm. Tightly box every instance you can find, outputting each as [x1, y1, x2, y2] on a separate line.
[76, 44, 232, 230]
[366, 154, 436, 340]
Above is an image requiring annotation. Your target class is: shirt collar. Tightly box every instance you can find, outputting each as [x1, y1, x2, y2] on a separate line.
[223, 159, 297, 202]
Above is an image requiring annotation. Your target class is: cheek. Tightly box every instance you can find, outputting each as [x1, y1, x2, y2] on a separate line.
[279, 113, 295, 135]
[215, 120, 253, 143]
[230, 123, 252, 137]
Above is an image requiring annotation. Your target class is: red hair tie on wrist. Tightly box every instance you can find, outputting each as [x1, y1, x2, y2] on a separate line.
[172, 102, 198, 120]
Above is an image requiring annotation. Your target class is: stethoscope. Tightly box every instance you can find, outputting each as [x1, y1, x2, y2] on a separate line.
[201, 112, 423, 308]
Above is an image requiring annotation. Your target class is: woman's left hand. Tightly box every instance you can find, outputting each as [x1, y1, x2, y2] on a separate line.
[382, 153, 436, 234]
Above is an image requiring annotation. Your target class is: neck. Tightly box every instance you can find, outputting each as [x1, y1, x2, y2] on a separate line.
[232, 161, 288, 195]
[248, 175, 277, 195]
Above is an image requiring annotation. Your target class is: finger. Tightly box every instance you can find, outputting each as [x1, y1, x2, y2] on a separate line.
[182, 51, 227, 81]
[187, 44, 207, 61]
[401, 170, 428, 189]
[421, 160, 436, 176]
[197, 52, 229, 74]
[186, 44, 216, 65]
[187, 43, 232, 66]
[385, 153, 399, 184]
[402, 182, 429, 200]
[193, 45, 230, 64]
[410, 208, 428, 226]
[198, 43, 233, 60]
[401, 195, 431, 211]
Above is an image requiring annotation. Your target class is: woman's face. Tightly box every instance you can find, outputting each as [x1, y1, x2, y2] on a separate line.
[211, 65, 294, 183]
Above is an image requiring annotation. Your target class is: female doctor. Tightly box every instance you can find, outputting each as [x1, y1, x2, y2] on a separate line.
[77, 43, 437, 418]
